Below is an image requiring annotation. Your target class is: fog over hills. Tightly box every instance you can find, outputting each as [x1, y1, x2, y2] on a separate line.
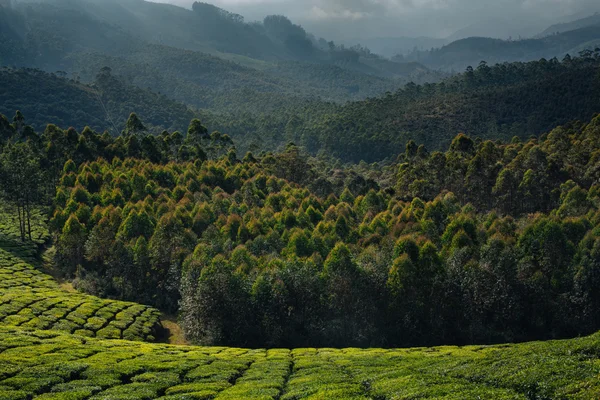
[153, 0, 600, 42]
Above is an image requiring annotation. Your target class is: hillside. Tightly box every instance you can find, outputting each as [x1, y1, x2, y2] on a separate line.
[0, 0, 435, 113]
[537, 12, 600, 37]
[0, 324, 599, 399]
[0, 67, 195, 133]
[3, 1, 600, 397]
[0, 66, 333, 152]
[3, 53, 600, 164]
[0, 195, 598, 398]
[3, 111, 600, 350]
[1, 101, 600, 398]
[65, 50, 404, 112]
[285, 53, 600, 162]
[401, 24, 600, 71]
[0, 207, 598, 399]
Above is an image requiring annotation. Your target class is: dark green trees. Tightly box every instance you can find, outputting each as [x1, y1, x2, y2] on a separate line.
[8, 109, 600, 349]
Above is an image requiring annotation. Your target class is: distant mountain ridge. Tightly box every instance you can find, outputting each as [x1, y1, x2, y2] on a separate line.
[536, 12, 600, 38]
[0, 0, 443, 117]
[342, 36, 448, 58]
[399, 23, 600, 71]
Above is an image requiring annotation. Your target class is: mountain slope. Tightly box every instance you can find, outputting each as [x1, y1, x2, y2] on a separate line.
[0, 67, 195, 133]
[537, 12, 600, 37]
[2, 0, 431, 109]
[405, 25, 600, 71]
[3, 53, 600, 163]
[286, 54, 600, 162]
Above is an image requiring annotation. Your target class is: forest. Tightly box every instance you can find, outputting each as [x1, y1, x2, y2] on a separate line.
[3, 52, 600, 164]
[1, 104, 600, 348]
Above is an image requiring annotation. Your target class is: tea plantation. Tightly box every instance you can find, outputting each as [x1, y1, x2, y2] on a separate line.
[0, 208, 600, 399]
[0, 207, 161, 342]
[0, 326, 599, 399]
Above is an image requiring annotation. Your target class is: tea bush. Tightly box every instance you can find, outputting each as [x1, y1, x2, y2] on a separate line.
[0, 327, 598, 399]
[0, 217, 161, 342]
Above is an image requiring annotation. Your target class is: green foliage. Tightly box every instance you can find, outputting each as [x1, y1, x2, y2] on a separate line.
[3, 55, 599, 164]
[0, 246, 161, 342]
[24, 112, 599, 348]
[275, 54, 600, 162]
[396, 117, 600, 216]
[0, 326, 598, 399]
[0, 206, 161, 342]
[0, 68, 195, 135]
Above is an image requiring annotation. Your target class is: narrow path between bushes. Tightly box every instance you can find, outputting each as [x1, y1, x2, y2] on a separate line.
[160, 313, 190, 345]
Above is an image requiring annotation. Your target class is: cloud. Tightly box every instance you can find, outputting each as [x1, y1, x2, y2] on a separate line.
[309, 7, 368, 21]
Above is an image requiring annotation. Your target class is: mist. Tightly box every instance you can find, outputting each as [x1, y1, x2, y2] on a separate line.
[154, 0, 600, 41]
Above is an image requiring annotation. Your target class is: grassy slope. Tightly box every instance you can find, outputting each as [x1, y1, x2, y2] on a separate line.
[0, 208, 599, 399]
[0, 207, 161, 342]
[0, 327, 599, 399]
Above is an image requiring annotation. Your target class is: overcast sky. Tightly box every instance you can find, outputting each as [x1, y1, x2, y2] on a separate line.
[156, 0, 600, 40]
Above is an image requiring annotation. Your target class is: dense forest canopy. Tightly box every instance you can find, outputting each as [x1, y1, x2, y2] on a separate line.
[275, 52, 600, 162]
[2, 108, 600, 348]
[2, 52, 600, 163]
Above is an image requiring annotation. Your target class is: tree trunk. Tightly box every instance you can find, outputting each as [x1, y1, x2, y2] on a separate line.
[17, 203, 25, 242]
[26, 201, 32, 242]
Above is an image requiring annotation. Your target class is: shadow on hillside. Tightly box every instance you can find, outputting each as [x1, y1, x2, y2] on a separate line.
[0, 232, 41, 264]
[0, 232, 76, 292]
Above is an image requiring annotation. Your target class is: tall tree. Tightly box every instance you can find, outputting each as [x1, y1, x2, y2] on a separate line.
[0, 142, 42, 241]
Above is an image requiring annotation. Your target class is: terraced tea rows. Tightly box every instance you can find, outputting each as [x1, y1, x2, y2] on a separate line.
[0, 206, 162, 342]
[0, 248, 162, 342]
[0, 326, 599, 400]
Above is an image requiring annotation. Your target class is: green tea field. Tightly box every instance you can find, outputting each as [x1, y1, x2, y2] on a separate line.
[0, 247, 161, 341]
[0, 325, 599, 399]
[0, 206, 161, 342]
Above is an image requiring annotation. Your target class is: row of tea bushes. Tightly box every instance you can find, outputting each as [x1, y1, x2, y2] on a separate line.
[0, 203, 163, 343]
[0, 326, 598, 399]
[0, 248, 161, 342]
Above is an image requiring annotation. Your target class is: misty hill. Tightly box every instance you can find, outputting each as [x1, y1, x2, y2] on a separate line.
[537, 12, 600, 38]
[445, 17, 544, 42]
[0, 0, 436, 113]
[401, 25, 600, 71]
[0, 67, 194, 133]
[64, 48, 418, 114]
